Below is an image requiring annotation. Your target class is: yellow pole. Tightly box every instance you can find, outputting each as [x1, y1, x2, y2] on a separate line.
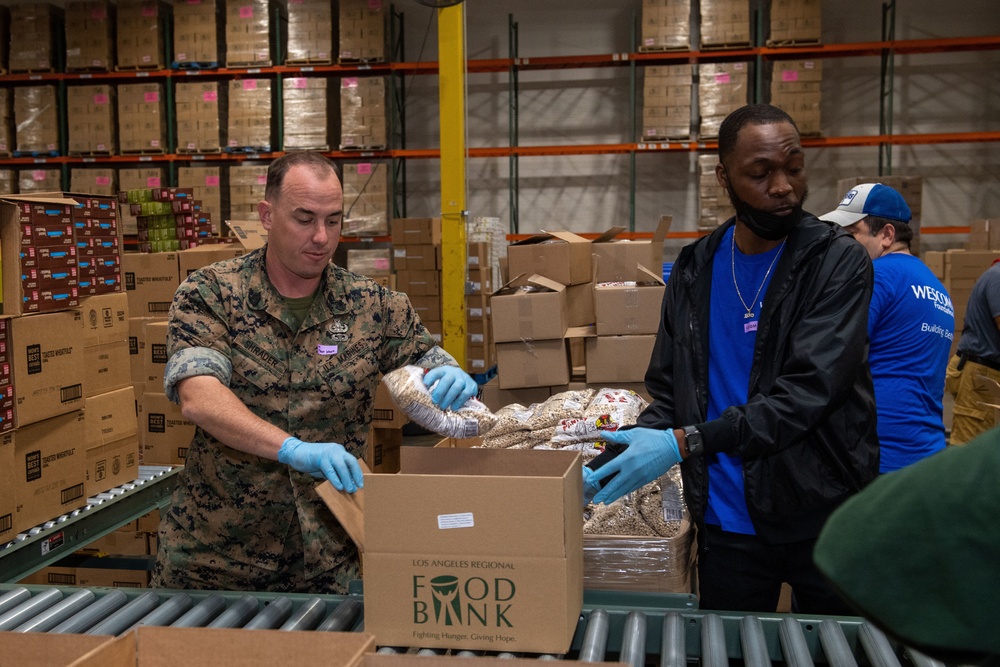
[438, 3, 467, 368]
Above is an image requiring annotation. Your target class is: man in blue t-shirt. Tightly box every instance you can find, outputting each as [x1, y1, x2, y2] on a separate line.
[820, 183, 955, 472]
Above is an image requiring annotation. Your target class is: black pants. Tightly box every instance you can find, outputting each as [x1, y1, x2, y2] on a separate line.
[697, 523, 853, 616]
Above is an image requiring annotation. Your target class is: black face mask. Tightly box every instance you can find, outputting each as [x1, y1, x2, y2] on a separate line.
[726, 185, 809, 241]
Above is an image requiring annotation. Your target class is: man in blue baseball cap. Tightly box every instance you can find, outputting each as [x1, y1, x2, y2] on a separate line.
[820, 183, 955, 472]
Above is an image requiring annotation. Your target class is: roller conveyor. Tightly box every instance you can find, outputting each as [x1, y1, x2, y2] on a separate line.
[0, 584, 936, 665]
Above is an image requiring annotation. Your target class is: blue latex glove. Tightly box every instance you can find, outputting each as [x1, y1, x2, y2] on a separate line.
[423, 365, 478, 412]
[277, 437, 364, 493]
[590, 427, 682, 505]
[582, 466, 601, 506]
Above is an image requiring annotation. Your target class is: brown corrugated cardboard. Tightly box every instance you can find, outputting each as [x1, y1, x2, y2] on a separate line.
[143, 320, 169, 388]
[967, 219, 1000, 251]
[585, 335, 657, 384]
[0, 437, 15, 542]
[593, 265, 666, 336]
[8, 4, 58, 73]
[84, 340, 131, 397]
[177, 245, 245, 280]
[81, 291, 129, 346]
[122, 252, 180, 317]
[225, 219, 269, 251]
[85, 386, 139, 448]
[372, 380, 409, 428]
[0, 633, 109, 667]
[77, 524, 150, 558]
[140, 392, 193, 465]
[227, 78, 273, 151]
[173, 0, 221, 65]
[75, 565, 149, 588]
[491, 275, 568, 343]
[366, 428, 402, 474]
[66, 627, 376, 667]
[507, 231, 593, 286]
[495, 339, 570, 389]
[391, 218, 442, 246]
[592, 216, 671, 282]
[8, 411, 87, 535]
[85, 434, 140, 497]
[479, 377, 550, 411]
[11, 310, 86, 427]
[14, 85, 59, 153]
[358, 447, 583, 654]
[116, 0, 166, 70]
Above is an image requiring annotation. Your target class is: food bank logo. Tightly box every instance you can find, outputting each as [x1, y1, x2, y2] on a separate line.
[413, 575, 515, 627]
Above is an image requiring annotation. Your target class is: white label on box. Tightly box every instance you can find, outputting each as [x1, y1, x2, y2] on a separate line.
[438, 512, 474, 530]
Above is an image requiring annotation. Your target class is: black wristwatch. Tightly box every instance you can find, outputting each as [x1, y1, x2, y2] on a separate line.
[682, 425, 704, 457]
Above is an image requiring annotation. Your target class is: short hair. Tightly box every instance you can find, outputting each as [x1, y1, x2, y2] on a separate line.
[717, 104, 800, 164]
[264, 152, 341, 202]
[866, 214, 914, 249]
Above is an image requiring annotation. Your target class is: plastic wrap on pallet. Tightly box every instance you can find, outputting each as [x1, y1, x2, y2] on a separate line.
[340, 77, 387, 150]
[338, 0, 386, 63]
[641, 64, 693, 141]
[176, 82, 224, 153]
[70, 168, 117, 196]
[173, 0, 221, 66]
[699, 0, 751, 48]
[769, 60, 822, 136]
[697, 153, 731, 231]
[9, 3, 58, 73]
[18, 168, 62, 193]
[66, 84, 117, 155]
[698, 62, 749, 139]
[116, 0, 166, 70]
[229, 164, 269, 221]
[283, 78, 330, 151]
[226, 0, 273, 66]
[0, 169, 15, 195]
[342, 162, 388, 237]
[118, 83, 167, 153]
[288, 0, 333, 63]
[65, 1, 113, 71]
[227, 79, 273, 151]
[768, 0, 822, 46]
[347, 249, 392, 277]
[14, 85, 59, 154]
[0, 89, 13, 156]
[640, 0, 690, 51]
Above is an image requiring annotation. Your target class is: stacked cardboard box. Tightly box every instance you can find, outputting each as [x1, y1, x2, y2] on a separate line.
[17, 169, 62, 193]
[468, 215, 507, 297]
[178, 166, 223, 234]
[698, 153, 730, 230]
[346, 248, 392, 284]
[8, 3, 58, 73]
[391, 218, 442, 344]
[0, 89, 11, 156]
[507, 230, 597, 329]
[340, 76, 387, 150]
[465, 241, 496, 374]
[283, 77, 331, 151]
[699, 0, 751, 49]
[175, 81, 224, 153]
[640, 0, 691, 51]
[227, 79, 273, 151]
[0, 7, 7, 74]
[13, 85, 59, 155]
[768, 0, 822, 46]
[225, 0, 273, 67]
[123, 186, 211, 253]
[0, 320, 12, 433]
[116, 0, 166, 70]
[698, 61, 749, 139]
[229, 164, 269, 221]
[967, 219, 1000, 252]
[71, 168, 118, 197]
[492, 275, 571, 389]
[173, 0, 221, 66]
[641, 65, 693, 141]
[122, 250, 178, 320]
[118, 168, 165, 235]
[66, 84, 117, 155]
[770, 60, 822, 136]
[339, 0, 386, 63]
[118, 83, 167, 154]
[74, 195, 123, 296]
[342, 162, 388, 237]
[0, 170, 15, 195]
[288, 0, 334, 63]
[838, 175, 923, 255]
[1, 195, 80, 315]
[65, 1, 114, 71]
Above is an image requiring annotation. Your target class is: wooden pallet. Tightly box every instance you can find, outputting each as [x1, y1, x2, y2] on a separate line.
[8, 67, 56, 74]
[120, 147, 167, 155]
[285, 145, 331, 152]
[66, 66, 113, 74]
[641, 134, 692, 143]
[68, 150, 115, 157]
[115, 63, 166, 72]
[286, 58, 334, 66]
[176, 147, 223, 155]
[225, 60, 273, 69]
[337, 56, 386, 65]
[339, 144, 386, 152]
[638, 44, 690, 53]
[765, 38, 823, 48]
[699, 42, 752, 52]
[172, 61, 220, 70]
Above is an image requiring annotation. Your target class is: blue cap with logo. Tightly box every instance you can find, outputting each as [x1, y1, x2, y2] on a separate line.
[819, 183, 912, 227]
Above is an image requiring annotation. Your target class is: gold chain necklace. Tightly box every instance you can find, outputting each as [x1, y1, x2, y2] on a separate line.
[731, 231, 785, 320]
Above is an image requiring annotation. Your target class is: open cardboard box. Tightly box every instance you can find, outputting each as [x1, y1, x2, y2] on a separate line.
[491, 274, 568, 343]
[591, 215, 672, 283]
[593, 263, 666, 336]
[317, 447, 583, 654]
[0, 631, 109, 667]
[68, 626, 375, 667]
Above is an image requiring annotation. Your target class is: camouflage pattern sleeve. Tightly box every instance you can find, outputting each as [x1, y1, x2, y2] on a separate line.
[377, 289, 438, 372]
[413, 345, 461, 370]
[163, 346, 233, 404]
[167, 266, 236, 359]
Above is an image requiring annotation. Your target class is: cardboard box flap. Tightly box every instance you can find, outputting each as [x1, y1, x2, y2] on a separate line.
[510, 230, 589, 247]
[494, 273, 566, 295]
[0, 632, 109, 667]
[591, 216, 672, 281]
[70, 626, 376, 667]
[315, 459, 370, 554]
[592, 226, 628, 243]
[1, 193, 81, 206]
[365, 448, 580, 557]
[359, 655, 622, 667]
[225, 219, 267, 250]
[594, 262, 666, 287]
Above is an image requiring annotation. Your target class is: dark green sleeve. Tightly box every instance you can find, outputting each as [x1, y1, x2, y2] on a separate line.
[814, 429, 1000, 662]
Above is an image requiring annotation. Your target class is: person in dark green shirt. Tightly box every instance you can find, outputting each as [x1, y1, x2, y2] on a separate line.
[814, 426, 1000, 664]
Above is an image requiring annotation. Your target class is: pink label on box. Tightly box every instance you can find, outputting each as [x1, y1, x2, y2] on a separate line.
[206, 175, 220, 187]
[147, 176, 162, 187]
[203, 91, 218, 102]
[343, 77, 359, 88]
[292, 78, 308, 88]
[240, 6, 253, 18]
[177, 52, 187, 60]
[33, 170, 46, 180]
[782, 70, 799, 82]
[151, 139, 161, 147]
[144, 92, 160, 103]
[257, 175, 267, 185]
[143, 6, 157, 17]
[91, 8, 107, 20]
[142, 55, 152, 63]
[357, 163, 373, 175]
[715, 73, 731, 84]
[0, 143, 6, 151]
[369, 0, 382, 8]
[374, 258, 390, 270]
[243, 80, 258, 90]
[96, 176, 111, 186]
[94, 93, 109, 104]
[187, 142, 197, 150]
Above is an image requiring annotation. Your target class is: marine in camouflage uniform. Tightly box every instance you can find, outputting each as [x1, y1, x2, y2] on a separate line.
[152, 247, 454, 592]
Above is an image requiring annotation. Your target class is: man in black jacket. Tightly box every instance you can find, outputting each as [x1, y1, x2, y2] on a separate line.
[590, 104, 879, 614]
